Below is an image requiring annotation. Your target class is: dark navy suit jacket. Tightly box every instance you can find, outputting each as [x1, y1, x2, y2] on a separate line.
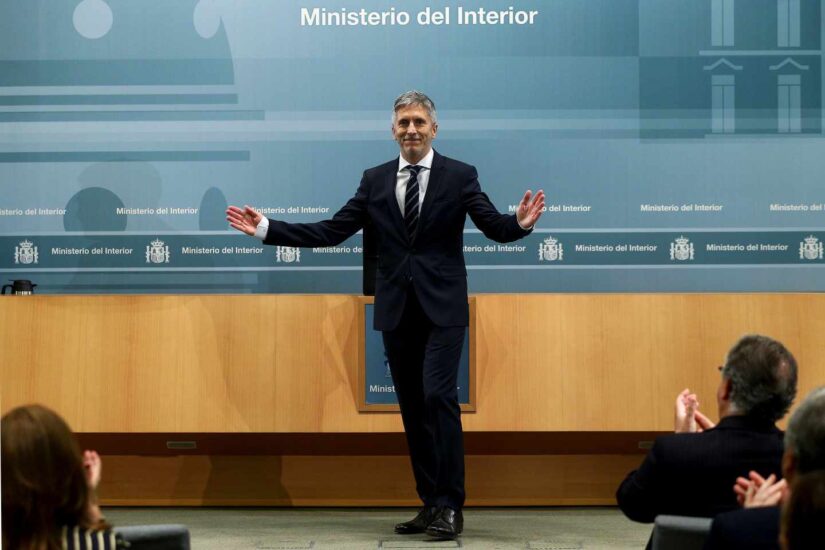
[616, 415, 784, 523]
[264, 151, 530, 330]
[705, 506, 781, 550]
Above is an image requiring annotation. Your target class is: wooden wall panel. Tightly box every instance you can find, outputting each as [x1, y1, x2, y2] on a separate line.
[96, 454, 642, 507]
[470, 294, 823, 431]
[3, 293, 821, 506]
[2, 294, 824, 433]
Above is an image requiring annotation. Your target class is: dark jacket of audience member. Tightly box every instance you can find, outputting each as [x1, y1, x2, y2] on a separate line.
[705, 505, 780, 549]
[705, 387, 825, 550]
[618, 415, 784, 522]
[617, 334, 797, 523]
[1, 404, 122, 550]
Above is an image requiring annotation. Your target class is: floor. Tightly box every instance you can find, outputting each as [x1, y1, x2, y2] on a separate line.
[106, 507, 652, 549]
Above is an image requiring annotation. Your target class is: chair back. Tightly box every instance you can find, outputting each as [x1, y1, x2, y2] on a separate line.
[651, 515, 712, 550]
[116, 524, 190, 550]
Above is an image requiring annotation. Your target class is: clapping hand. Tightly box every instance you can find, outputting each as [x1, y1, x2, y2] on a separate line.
[694, 409, 715, 432]
[226, 205, 263, 236]
[674, 389, 716, 433]
[675, 389, 700, 433]
[83, 450, 102, 490]
[82, 450, 106, 525]
[734, 471, 787, 508]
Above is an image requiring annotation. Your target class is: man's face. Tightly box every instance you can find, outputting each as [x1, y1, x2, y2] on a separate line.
[392, 104, 438, 163]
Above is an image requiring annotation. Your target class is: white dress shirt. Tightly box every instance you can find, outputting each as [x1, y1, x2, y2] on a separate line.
[395, 148, 433, 216]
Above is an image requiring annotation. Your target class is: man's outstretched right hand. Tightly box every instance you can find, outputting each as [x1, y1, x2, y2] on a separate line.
[226, 205, 263, 236]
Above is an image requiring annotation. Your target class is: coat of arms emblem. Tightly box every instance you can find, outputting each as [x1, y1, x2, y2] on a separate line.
[276, 246, 301, 263]
[145, 239, 170, 264]
[799, 235, 824, 260]
[670, 236, 694, 261]
[538, 236, 563, 262]
[14, 240, 38, 265]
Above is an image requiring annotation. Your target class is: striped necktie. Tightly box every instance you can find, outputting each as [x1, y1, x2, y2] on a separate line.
[404, 165, 424, 239]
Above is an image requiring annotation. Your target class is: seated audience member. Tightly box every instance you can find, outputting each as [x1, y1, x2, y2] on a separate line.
[616, 334, 797, 523]
[705, 387, 825, 550]
[780, 470, 825, 550]
[1, 404, 124, 550]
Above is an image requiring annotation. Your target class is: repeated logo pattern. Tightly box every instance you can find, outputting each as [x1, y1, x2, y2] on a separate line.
[800, 235, 824, 260]
[145, 239, 171, 264]
[670, 236, 695, 261]
[14, 240, 38, 265]
[275, 246, 301, 263]
[538, 236, 563, 262]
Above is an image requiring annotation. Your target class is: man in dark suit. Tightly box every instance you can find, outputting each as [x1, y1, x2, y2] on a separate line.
[705, 386, 825, 550]
[705, 503, 780, 549]
[616, 335, 797, 524]
[226, 91, 545, 540]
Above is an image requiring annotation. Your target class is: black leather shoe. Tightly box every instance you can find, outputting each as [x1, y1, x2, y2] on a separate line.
[425, 507, 463, 540]
[394, 506, 438, 534]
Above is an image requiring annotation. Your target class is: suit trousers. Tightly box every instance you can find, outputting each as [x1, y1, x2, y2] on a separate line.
[382, 286, 466, 511]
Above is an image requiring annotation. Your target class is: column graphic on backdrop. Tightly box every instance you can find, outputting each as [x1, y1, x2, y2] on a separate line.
[640, 0, 822, 138]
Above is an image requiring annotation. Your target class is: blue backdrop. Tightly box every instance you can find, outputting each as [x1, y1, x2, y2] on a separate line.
[1, 0, 824, 293]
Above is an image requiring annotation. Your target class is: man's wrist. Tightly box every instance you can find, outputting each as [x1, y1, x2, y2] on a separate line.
[254, 217, 269, 240]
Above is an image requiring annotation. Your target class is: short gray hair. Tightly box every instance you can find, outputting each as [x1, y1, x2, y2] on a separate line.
[392, 90, 437, 125]
[721, 334, 798, 423]
[785, 387, 825, 473]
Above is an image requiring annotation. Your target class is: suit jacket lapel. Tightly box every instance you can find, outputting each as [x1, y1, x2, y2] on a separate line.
[416, 151, 445, 241]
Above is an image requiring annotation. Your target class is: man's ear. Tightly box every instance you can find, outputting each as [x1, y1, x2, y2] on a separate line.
[720, 377, 733, 401]
[432, 122, 438, 137]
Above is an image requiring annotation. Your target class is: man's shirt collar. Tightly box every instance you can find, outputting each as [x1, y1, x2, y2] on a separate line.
[398, 148, 434, 172]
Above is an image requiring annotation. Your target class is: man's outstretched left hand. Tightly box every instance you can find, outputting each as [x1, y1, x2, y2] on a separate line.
[516, 189, 545, 229]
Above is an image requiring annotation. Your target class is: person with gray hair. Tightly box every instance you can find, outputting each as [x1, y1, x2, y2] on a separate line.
[227, 90, 545, 540]
[393, 90, 438, 125]
[705, 387, 825, 549]
[784, 387, 825, 474]
[617, 335, 797, 527]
